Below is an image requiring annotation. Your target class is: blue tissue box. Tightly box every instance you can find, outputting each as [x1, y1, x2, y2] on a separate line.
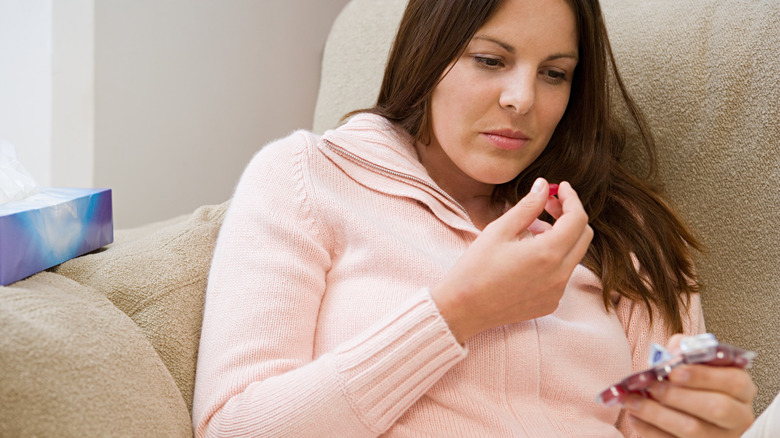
[0, 188, 113, 285]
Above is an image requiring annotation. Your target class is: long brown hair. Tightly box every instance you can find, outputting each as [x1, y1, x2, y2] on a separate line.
[355, 0, 701, 333]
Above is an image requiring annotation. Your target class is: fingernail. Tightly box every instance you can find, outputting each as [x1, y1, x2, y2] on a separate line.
[531, 178, 545, 194]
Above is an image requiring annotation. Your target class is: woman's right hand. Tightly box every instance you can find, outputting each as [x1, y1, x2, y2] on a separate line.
[430, 178, 593, 344]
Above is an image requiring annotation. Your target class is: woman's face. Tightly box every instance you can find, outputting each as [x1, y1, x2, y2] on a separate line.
[423, 0, 578, 197]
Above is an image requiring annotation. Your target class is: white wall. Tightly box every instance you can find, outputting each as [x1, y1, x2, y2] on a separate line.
[94, 0, 351, 228]
[0, 0, 350, 228]
[0, 0, 52, 186]
[52, 0, 95, 189]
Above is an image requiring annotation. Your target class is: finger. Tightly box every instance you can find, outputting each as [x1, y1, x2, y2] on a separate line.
[537, 182, 590, 249]
[648, 380, 755, 430]
[628, 415, 676, 438]
[551, 182, 588, 226]
[544, 194, 563, 220]
[489, 178, 549, 238]
[626, 395, 730, 438]
[526, 218, 553, 236]
[548, 182, 592, 267]
[561, 223, 593, 269]
[556, 181, 583, 214]
[668, 365, 757, 404]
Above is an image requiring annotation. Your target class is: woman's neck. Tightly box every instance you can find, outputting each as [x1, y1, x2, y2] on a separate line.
[414, 141, 500, 230]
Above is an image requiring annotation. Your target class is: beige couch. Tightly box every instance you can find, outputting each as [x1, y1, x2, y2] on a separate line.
[1, 0, 777, 436]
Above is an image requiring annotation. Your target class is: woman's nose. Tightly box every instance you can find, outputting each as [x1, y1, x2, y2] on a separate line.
[499, 70, 535, 114]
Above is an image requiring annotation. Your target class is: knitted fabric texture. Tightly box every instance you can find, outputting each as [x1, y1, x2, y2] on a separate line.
[192, 114, 705, 437]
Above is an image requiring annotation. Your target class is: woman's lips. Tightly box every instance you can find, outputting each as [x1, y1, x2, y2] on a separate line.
[482, 130, 530, 151]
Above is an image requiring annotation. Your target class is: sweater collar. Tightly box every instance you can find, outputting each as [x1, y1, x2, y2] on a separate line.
[319, 114, 479, 234]
[321, 114, 424, 176]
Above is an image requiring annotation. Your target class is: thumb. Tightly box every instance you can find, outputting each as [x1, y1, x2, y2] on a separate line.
[488, 177, 549, 238]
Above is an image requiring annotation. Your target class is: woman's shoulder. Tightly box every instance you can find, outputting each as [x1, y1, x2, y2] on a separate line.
[250, 129, 321, 167]
[232, 130, 324, 200]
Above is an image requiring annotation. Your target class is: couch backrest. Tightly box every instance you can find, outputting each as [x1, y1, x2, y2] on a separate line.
[313, 0, 406, 133]
[313, 0, 779, 414]
[599, 0, 780, 415]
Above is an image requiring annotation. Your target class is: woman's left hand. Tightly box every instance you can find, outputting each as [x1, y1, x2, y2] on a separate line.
[625, 359, 757, 437]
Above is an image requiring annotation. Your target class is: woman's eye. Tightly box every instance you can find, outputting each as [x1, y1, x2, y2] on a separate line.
[474, 56, 504, 69]
[541, 69, 567, 83]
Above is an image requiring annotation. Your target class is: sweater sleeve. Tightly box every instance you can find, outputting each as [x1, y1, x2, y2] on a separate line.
[613, 292, 706, 437]
[191, 132, 466, 437]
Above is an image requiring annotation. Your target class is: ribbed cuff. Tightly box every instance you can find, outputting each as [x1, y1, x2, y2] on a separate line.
[332, 288, 467, 433]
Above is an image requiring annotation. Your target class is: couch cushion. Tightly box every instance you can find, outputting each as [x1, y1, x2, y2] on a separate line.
[52, 201, 229, 412]
[0, 272, 192, 437]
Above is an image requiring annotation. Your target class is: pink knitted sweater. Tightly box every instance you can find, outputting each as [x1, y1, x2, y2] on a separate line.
[192, 114, 705, 437]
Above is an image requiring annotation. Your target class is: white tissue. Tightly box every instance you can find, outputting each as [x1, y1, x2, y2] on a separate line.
[0, 140, 40, 205]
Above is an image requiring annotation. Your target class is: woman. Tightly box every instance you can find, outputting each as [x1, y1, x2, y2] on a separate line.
[192, 0, 757, 436]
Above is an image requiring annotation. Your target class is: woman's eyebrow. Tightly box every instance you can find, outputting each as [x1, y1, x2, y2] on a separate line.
[473, 35, 516, 53]
[472, 35, 579, 62]
[546, 52, 579, 63]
